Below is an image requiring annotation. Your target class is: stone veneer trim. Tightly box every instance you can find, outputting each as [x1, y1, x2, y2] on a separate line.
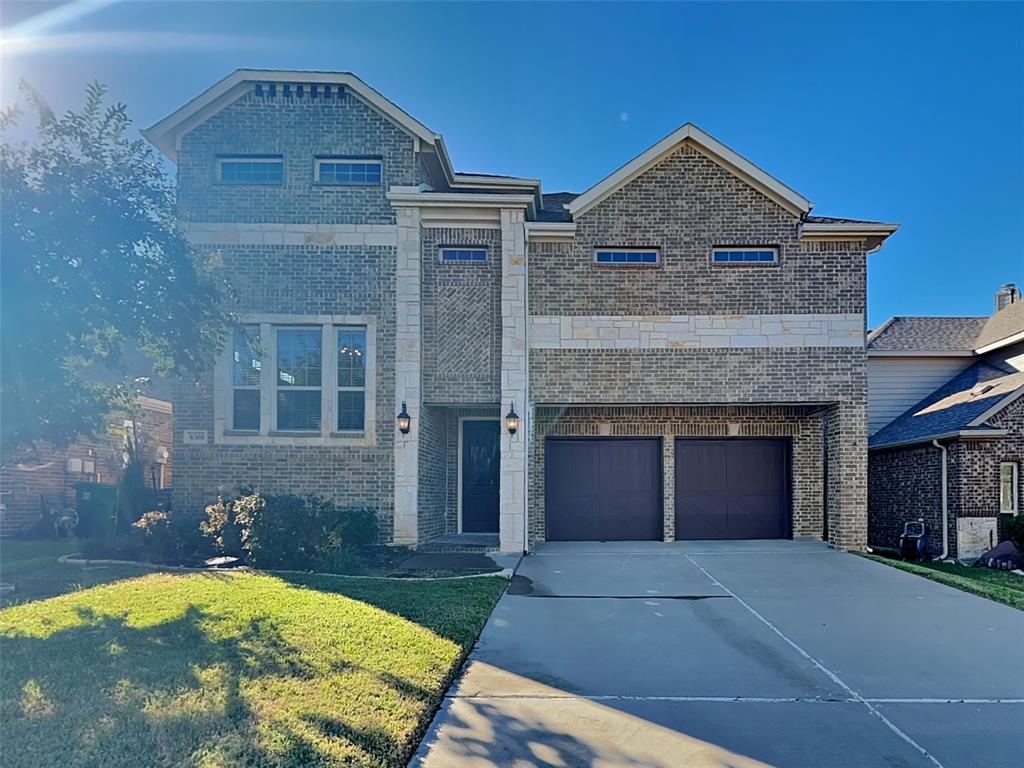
[530, 313, 865, 349]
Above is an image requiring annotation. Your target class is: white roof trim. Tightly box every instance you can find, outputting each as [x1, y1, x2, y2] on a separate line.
[452, 173, 540, 188]
[387, 188, 533, 209]
[525, 221, 577, 242]
[967, 384, 1024, 427]
[802, 222, 900, 237]
[867, 350, 976, 358]
[143, 70, 441, 164]
[975, 328, 1024, 355]
[869, 428, 1009, 451]
[568, 123, 813, 219]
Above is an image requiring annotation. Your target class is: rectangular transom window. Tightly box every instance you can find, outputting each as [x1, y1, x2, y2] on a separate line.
[1001, 462, 1019, 514]
[217, 155, 283, 185]
[594, 249, 660, 265]
[231, 326, 262, 431]
[314, 158, 382, 185]
[712, 247, 779, 264]
[440, 247, 488, 263]
[337, 328, 366, 431]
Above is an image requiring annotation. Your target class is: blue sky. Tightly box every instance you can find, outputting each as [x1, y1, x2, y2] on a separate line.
[2, 1, 1022, 326]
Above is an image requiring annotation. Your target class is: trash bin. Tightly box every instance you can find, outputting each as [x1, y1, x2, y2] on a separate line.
[74, 483, 118, 539]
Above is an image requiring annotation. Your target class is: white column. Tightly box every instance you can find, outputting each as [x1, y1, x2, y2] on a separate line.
[393, 207, 422, 545]
[499, 208, 528, 553]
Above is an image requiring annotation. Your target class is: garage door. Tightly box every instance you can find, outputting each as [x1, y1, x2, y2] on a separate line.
[545, 438, 662, 541]
[675, 439, 790, 540]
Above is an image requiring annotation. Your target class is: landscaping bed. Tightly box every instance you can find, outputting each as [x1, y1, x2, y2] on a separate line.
[0, 564, 507, 767]
[863, 553, 1024, 611]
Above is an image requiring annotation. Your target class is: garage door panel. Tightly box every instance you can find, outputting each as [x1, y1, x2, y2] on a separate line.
[546, 439, 662, 541]
[675, 439, 791, 541]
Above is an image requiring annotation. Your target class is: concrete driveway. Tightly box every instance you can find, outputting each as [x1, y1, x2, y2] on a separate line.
[412, 540, 1024, 768]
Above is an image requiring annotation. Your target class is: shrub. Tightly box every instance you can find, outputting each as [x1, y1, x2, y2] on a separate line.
[132, 510, 208, 564]
[318, 546, 366, 576]
[1005, 513, 1024, 552]
[79, 536, 145, 562]
[201, 490, 264, 558]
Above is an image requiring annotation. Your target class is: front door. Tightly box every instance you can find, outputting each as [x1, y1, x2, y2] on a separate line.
[461, 419, 500, 533]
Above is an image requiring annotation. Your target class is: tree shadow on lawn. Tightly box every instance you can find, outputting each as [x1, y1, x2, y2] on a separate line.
[277, 571, 507, 646]
[0, 580, 437, 768]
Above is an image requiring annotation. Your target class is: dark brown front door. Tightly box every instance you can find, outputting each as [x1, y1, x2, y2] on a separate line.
[461, 420, 500, 533]
[545, 438, 662, 541]
[674, 439, 791, 540]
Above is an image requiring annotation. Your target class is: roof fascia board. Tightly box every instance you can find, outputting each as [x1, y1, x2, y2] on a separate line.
[967, 385, 1024, 427]
[801, 222, 900, 237]
[387, 189, 534, 209]
[975, 328, 1024, 355]
[525, 222, 577, 242]
[568, 123, 813, 219]
[869, 428, 1009, 451]
[452, 174, 541, 188]
[867, 349, 977, 358]
[865, 317, 896, 344]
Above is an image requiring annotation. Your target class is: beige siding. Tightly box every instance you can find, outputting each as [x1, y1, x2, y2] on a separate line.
[868, 356, 973, 434]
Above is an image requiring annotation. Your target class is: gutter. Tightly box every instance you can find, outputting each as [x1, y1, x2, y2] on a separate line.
[868, 428, 1008, 451]
[931, 440, 950, 561]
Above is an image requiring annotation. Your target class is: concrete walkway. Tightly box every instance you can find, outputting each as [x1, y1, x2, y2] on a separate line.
[412, 540, 1024, 768]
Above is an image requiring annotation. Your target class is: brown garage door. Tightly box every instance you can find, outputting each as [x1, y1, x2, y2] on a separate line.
[545, 438, 662, 541]
[675, 439, 791, 540]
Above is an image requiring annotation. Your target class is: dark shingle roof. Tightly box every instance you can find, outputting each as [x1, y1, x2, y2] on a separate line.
[869, 362, 1024, 448]
[867, 316, 988, 353]
[537, 192, 578, 222]
[976, 300, 1024, 349]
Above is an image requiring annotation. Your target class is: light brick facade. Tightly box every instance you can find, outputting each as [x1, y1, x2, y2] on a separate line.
[153, 71, 888, 553]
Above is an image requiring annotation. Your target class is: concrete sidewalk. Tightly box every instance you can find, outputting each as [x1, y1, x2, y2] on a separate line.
[412, 541, 1024, 768]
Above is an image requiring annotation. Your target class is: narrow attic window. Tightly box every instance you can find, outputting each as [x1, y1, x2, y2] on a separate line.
[217, 155, 283, 185]
[314, 158, 382, 185]
[594, 248, 660, 266]
[440, 247, 488, 263]
[712, 247, 779, 265]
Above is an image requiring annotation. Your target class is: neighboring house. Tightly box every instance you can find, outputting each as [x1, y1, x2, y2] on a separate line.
[0, 397, 173, 536]
[867, 284, 1024, 557]
[143, 69, 897, 553]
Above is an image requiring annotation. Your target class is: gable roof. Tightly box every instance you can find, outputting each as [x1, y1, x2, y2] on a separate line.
[144, 69, 444, 164]
[867, 316, 988, 355]
[976, 299, 1024, 351]
[567, 123, 814, 219]
[869, 361, 1024, 449]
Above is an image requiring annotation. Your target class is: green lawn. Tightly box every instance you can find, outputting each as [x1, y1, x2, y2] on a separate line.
[0, 563, 507, 767]
[864, 554, 1024, 611]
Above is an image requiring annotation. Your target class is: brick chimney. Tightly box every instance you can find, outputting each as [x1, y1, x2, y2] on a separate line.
[995, 282, 1020, 312]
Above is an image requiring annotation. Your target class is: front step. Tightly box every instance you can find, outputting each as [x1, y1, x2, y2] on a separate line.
[417, 533, 500, 554]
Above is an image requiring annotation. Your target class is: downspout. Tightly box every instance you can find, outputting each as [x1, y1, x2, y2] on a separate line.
[931, 439, 949, 560]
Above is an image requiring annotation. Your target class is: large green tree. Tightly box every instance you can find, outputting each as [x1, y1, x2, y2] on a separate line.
[1, 82, 229, 449]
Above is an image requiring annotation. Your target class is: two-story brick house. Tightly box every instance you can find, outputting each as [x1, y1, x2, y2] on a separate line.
[144, 70, 897, 553]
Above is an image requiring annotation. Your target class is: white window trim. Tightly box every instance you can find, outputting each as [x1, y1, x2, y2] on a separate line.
[711, 246, 780, 266]
[216, 155, 284, 184]
[213, 314, 376, 447]
[1000, 461, 1019, 515]
[593, 247, 661, 266]
[313, 157, 383, 185]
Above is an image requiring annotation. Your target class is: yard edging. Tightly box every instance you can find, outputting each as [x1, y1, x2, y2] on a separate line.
[56, 554, 515, 581]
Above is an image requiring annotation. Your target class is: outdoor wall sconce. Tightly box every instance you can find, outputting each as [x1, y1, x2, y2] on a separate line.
[505, 402, 520, 436]
[397, 401, 411, 435]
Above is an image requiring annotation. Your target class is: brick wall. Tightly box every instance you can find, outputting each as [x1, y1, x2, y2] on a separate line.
[417, 406, 448, 542]
[528, 406, 824, 547]
[529, 145, 865, 316]
[177, 87, 416, 225]
[171, 242, 396, 537]
[0, 402, 173, 535]
[421, 228, 502, 404]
